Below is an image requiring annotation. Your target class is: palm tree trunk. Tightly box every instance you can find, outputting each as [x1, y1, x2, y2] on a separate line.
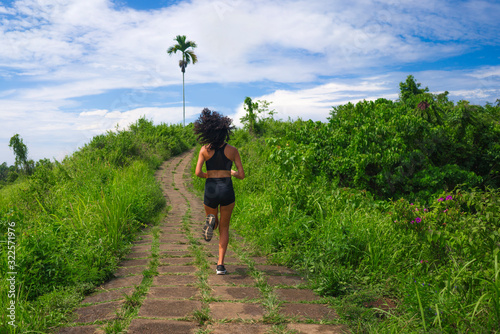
[182, 71, 185, 127]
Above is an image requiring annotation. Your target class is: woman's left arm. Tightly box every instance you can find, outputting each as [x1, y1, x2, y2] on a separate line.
[231, 148, 245, 180]
[195, 148, 208, 178]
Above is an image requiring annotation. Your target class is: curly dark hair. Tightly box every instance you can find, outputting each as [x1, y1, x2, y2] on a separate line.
[193, 108, 235, 150]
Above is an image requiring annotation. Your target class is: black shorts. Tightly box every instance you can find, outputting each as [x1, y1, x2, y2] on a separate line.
[204, 177, 235, 209]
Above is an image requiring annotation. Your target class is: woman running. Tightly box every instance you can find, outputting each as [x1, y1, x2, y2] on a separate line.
[194, 108, 245, 275]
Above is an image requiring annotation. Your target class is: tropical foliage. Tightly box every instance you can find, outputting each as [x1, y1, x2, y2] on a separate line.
[213, 77, 500, 332]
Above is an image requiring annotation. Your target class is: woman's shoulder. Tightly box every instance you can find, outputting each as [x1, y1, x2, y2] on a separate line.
[224, 144, 239, 159]
[225, 143, 239, 152]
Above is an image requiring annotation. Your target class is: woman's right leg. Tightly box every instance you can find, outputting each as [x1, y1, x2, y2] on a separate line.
[217, 202, 235, 266]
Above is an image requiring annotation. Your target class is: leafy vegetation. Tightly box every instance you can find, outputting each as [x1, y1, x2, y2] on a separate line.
[214, 77, 500, 332]
[0, 118, 195, 333]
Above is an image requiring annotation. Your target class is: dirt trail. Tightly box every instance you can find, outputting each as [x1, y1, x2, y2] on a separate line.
[57, 149, 347, 333]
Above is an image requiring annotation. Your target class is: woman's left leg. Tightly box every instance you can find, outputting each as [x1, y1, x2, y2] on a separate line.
[218, 202, 235, 265]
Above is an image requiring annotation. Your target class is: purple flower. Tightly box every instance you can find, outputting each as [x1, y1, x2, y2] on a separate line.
[410, 203, 414, 205]
[446, 195, 453, 201]
[438, 197, 444, 202]
[424, 208, 428, 212]
[411, 221, 414, 224]
[415, 217, 422, 223]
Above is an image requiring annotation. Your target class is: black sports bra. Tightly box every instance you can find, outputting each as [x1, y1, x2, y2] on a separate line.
[206, 143, 233, 171]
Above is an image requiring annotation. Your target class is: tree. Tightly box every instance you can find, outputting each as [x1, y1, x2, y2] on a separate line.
[241, 97, 259, 134]
[240, 98, 275, 135]
[167, 35, 198, 127]
[399, 75, 428, 103]
[8, 134, 30, 174]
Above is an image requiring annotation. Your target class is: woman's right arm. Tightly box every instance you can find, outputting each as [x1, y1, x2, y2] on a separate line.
[195, 148, 207, 178]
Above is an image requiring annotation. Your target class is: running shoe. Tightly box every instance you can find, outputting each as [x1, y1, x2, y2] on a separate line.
[216, 264, 227, 275]
[202, 214, 216, 242]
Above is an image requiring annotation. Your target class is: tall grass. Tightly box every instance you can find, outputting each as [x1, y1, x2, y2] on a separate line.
[220, 125, 500, 333]
[0, 118, 195, 333]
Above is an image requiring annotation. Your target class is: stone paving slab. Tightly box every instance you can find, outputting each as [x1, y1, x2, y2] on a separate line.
[255, 265, 297, 275]
[265, 275, 307, 286]
[74, 301, 122, 323]
[160, 226, 184, 231]
[134, 239, 153, 245]
[115, 266, 145, 277]
[223, 265, 250, 275]
[208, 323, 273, 334]
[148, 286, 199, 299]
[153, 275, 198, 286]
[287, 323, 349, 333]
[159, 257, 195, 265]
[209, 302, 265, 320]
[203, 243, 220, 250]
[208, 274, 255, 286]
[138, 300, 202, 318]
[128, 319, 198, 334]
[275, 288, 321, 302]
[208, 250, 236, 257]
[159, 244, 190, 251]
[280, 303, 337, 320]
[82, 288, 134, 304]
[161, 251, 191, 257]
[128, 245, 152, 252]
[118, 258, 149, 267]
[158, 265, 197, 274]
[160, 234, 189, 242]
[101, 275, 143, 289]
[125, 251, 150, 259]
[212, 286, 261, 300]
[57, 325, 100, 334]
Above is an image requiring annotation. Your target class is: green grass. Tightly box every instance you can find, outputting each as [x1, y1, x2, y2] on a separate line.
[0, 118, 195, 333]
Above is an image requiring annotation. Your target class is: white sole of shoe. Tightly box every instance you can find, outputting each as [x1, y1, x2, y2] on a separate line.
[203, 214, 216, 242]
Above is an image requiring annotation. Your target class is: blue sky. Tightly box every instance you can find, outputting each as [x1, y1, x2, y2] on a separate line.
[0, 0, 499, 165]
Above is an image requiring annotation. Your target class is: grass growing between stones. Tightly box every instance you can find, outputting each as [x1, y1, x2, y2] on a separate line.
[180, 199, 215, 328]
[102, 226, 161, 333]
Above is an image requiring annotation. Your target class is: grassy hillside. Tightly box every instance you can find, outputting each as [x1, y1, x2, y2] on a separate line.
[0, 118, 195, 333]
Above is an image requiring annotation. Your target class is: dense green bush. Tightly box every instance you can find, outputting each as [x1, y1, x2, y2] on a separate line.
[267, 77, 500, 203]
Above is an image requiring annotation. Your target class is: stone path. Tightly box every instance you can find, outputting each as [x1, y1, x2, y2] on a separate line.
[56, 149, 348, 333]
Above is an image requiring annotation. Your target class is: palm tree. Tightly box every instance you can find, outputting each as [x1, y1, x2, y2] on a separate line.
[167, 35, 198, 126]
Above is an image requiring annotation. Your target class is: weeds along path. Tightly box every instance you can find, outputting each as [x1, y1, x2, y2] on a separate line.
[57, 149, 348, 334]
